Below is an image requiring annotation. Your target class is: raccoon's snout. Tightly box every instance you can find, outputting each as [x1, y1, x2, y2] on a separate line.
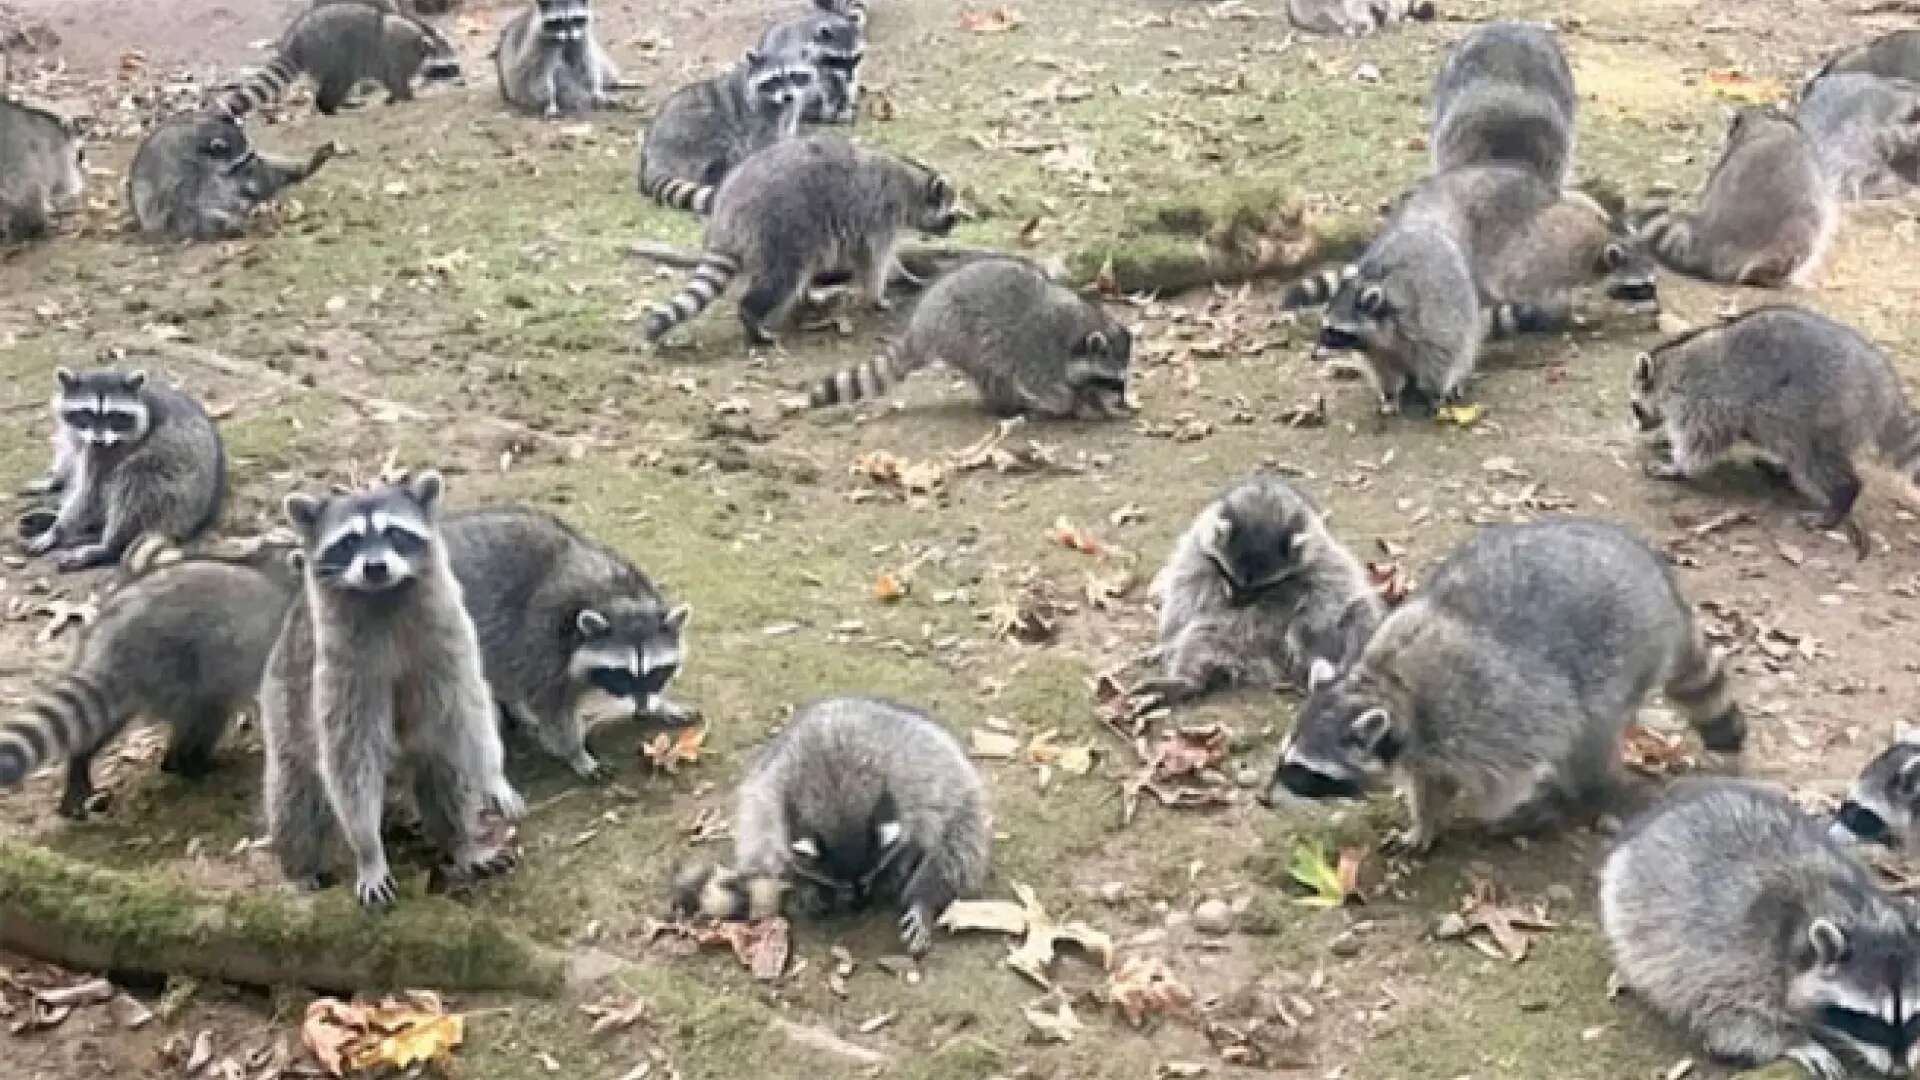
[1272, 760, 1366, 802]
[360, 558, 392, 586]
[422, 60, 463, 82]
[1608, 278, 1659, 306]
[924, 211, 958, 236]
[1629, 399, 1659, 432]
[1834, 800, 1893, 846]
[1317, 326, 1362, 353]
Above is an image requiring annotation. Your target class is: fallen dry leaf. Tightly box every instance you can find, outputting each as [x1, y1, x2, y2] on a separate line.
[35, 598, 96, 644]
[641, 725, 706, 774]
[970, 728, 1022, 759]
[646, 916, 791, 981]
[1288, 841, 1366, 908]
[1433, 878, 1559, 963]
[1435, 403, 1484, 428]
[582, 995, 648, 1037]
[850, 450, 945, 496]
[872, 572, 909, 603]
[1621, 723, 1696, 776]
[959, 5, 1023, 32]
[939, 882, 1113, 988]
[302, 995, 464, 1076]
[1705, 68, 1785, 104]
[1023, 995, 1082, 1043]
[1107, 956, 1195, 1027]
[1049, 517, 1104, 556]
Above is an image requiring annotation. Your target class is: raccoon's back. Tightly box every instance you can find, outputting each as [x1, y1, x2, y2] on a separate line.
[747, 697, 984, 836]
[78, 562, 294, 700]
[442, 507, 654, 627]
[1699, 127, 1828, 231]
[1675, 306, 1900, 429]
[1432, 21, 1575, 120]
[494, 6, 546, 95]
[281, 3, 383, 66]
[905, 259, 1092, 373]
[707, 136, 862, 252]
[0, 100, 73, 194]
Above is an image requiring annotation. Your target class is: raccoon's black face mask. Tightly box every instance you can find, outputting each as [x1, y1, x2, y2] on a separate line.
[1836, 800, 1894, 847]
[1268, 761, 1365, 802]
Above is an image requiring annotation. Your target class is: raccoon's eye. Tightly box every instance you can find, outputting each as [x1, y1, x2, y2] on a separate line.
[315, 537, 358, 574]
[61, 409, 94, 429]
[589, 667, 639, 697]
[1357, 286, 1386, 315]
[103, 412, 138, 434]
[383, 527, 426, 557]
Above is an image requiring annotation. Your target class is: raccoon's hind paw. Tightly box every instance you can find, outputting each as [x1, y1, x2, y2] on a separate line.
[54, 543, 114, 571]
[899, 904, 933, 957]
[487, 780, 528, 822]
[355, 871, 399, 908]
[567, 750, 611, 782]
[462, 844, 519, 880]
[1799, 511, 1870, 560]
[1784, 1043, 1846, 1080]
[22, 525, 58, 554]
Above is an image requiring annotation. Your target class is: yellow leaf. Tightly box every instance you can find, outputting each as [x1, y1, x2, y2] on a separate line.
[1435, 403, 1483, 428]
[347, 1013, 464, 1071]
[1704, 69, 1784, 104]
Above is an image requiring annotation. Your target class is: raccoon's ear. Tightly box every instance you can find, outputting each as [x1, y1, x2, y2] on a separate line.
[575, 608, 611, 639]
[790, 837, 821, 859]
[1307, 657, 1338, 693]
[875, 820, 904, 848]
[665, 603, 692, 633]
[1601, 243, 1626, 270]
[1807, 918, 1849, 965]
[283, 493, 324, 536]
[1289, 531, 1312, 553]
[743, 47, 762, 65]
[407, 469, 444, 512]
[1349, 707, 1391, 749]
[54, 366, 76, 390]
[1081, 330, 1110, 357]
[1632, 352, 1653, 383]
[1898, 755, 1920, 799]
[123, 369, 148, 391]
[1357, 286, 1385, 315]
[925, 173, 951, 206]
[285, 549, 307, 573]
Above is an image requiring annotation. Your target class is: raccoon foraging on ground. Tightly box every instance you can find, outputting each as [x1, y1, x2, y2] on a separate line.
[1287, 0, 1435, 37]
[216, 0, 461, 118]
[1832, 731, 1920, 855]
[1636, 107, 1837, 287]
[1430, 20, 1577, 188]
[1602, 779, 1920, 1079]
[261, 472, 524, 906]
[441, 506, 697, 781]
[1630, 305, 1918, 560]
[17, 368, 224, 573]
[809, 256, 1132, 419]
[496, 0, 624, 118]
[671, 697, 989, 955]
[757, 12, 865, 125]
[637, 52, 814, 213]
[0, 539, 302, 819]
[1816, 29, 1920, 86]
[642, 135, 958, 346]
[0, 98, 85, 243]
[127, 112, 337, 241]
[1268, 519, 1744, 853]
[1146, 474, 1383, 705]
[1796, 73, 1920, 202]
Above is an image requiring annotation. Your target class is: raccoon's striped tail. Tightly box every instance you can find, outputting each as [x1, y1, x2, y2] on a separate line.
[1664, 622, 1745, 753]
[642, 254, 739, 342]
[669, 862, 788, 921]
[215, 54, 301, 120]
[809, 347, 921, 409]
[1281, 264, 1356, 310]
[1634, 209, 1712, 281]
[120, 531, 186, 581]
[0, 672, 120, 789]
[1483, 301, 1569, 340]
[641, 171, 717, 215]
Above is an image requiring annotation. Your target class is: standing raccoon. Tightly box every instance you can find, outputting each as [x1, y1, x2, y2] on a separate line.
[0, 539, 302, 819]
[809, 256, 1132, 419]
[0, 98, 86, 243]
[1287, 0, 1435, 37]
[496, 0, 623, 118]
[1630, 305, 1919, 559]
[18, 368, 224, 573]
[127, 112, 337, 241]
[1833, 730, 1920, 854]
[1602, 779, 1920, 1079]
[637, 51, 814, 213]
[671, 697, 989, 955]
[756, 12, 865, 124]
[641, 135, 958, 346]
[442, 506, 697, 781]
[261, 472, 523, 906]
[1269, 519, 1744, 853]
[1636, 107, 1837, 287]
[1147, 474, 1383, 704]
[1796, 74, 1920, 202]
[1430, 21, 1578, 188]
[216, 0, 462, 117]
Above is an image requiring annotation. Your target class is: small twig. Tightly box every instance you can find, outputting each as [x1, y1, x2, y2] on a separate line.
[773, 1019, 891, 1067]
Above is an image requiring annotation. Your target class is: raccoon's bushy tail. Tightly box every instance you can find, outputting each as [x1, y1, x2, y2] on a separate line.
[120, 532, 186, 581]
[1280, 264, 1356, 310]
[0, 672, 121, 788]
[641, 171, 717, 215]
[1483, 301, 1569, 339]
[642, 254, 740, 342]
[809, 346, 921, 408]
[669, 862, 788, 920]
[1664, 622, 1745, 753]
[1635, 209, 1713, 281]
[216, 54, 301, 119]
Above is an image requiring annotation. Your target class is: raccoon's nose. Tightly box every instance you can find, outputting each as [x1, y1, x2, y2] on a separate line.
[361, 558, 391, 585]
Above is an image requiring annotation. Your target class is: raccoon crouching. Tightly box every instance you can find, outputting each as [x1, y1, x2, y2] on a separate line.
[1430, 20, 1578, 189]
[809, 256, 1132, 419]
[756, 12, 865, 125]
[441, 506, 697, 780]
[671, 697, 989, 956]
[0, 98, 86, 243]
[127, 113, 337, 241]
[1287, 0, 1435, 38]
[1833, 730, 1920, 854]
[1629, 305, 1919, 559]
[637, 52, 813, 213]
[1796, 73, 1920, 202]
[1268, 519, 1744, 853]
[495, 0, 624, 118]
[1147, 474, 1382, 705]
[216, 1, 461, 118]
[1602, 779, 1920, 1079]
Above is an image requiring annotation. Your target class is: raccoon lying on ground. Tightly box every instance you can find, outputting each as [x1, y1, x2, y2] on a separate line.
[127, 112, 337, 241]
[0, 98, 85, 243]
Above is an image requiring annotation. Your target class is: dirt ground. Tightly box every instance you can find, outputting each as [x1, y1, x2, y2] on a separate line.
[2, 0, 1919, 1077]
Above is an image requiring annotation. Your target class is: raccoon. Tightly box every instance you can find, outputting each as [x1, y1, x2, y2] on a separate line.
[1834, 732, 1920, 854]
[495, 0, 623, 118]
[1146, 474, 1383, 705]
[0, 540, 302, 819]
[0, 98, 85, 243]
[814, 0, 868, 25]
[1267, 519, 1744, 853]
[642, 135, 958, 346]
[216, 0, 461, 118]
[261, 472, 523, 906]
[671, 696, 989, 955]
[127, 112, 337, 241]
[1636, 107, 1837, 287]
[1287, 0, 1436, 37]
[18, 368, 224, 573]
[1430, 21, 1578, 189]
[1629, 305, 1918, 559]
[637, 51, 814, 213]
[1601, 779, 1920, 1079]
[757, 12, 865, 125]
[808, 256, 1131, 419]
[1797, 73, 1920, 202]
[1816, 29, 1920, 86]
[441, 506, 696, 781]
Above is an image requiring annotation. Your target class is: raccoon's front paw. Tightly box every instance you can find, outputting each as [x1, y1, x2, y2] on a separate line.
[1642, 457, 1688, 482]
[23, 526, 59, 555]
[19, 475, 61, 496]
[355, 870, 399, 908]
[1784, 1042, 1846, 1080]
[899, 904, 933, 957]
[488, 779, 528, 822]
[1800, 511, 1871, 560]
[1381, 825, 1437, 857]
[462, 843, 519, 880]
[567, 749, 611, 782]
[54, 544, 114, 572]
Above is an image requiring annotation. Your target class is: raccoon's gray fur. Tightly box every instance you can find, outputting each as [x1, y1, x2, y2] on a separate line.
[1636, 107, 1837, 287]
[0, 98, 85, 243]
[809, 256, 1131, 418]
[671, 696, 989, 955]
[1268, 519, 1744, 853]
[1797, 74, 1920, 202]
[1430, 21, 1577, 188]
[216, 0, 461, 118]
[757, 12, 864, 124]
[1833, 731, 1920, 856]
[1630, 305, 1918, 560]
[18, 368, 224, 573]
[441, 506, 696, 781]
[1147, 474, 1383, 704]
[496, 0, 623, 118]
[642, 135, 958, 346]
[127, 112, 337, 241]
[1287, 0, 1435, 37]
[261, 472, 523, 906]
[1816, 29, 1920, 86]
[0, 540, 302, 819]
[1601, 779, 1920, 1079]
[636, 52, 813, 213]
[814, 0, 868, 25]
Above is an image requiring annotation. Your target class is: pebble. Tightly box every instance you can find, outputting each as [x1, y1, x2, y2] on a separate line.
[1099, 881, 1128, 905]
[1234, 766, 1261, 788]
[1329, 930, 1362, 958]
[1192, 899, 1234, 935]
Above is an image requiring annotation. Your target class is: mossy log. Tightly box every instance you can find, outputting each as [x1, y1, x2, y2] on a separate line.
[0, 840, 565, 995]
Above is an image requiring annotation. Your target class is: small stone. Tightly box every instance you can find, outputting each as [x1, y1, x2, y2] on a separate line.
[1234, 766, 1261, 788]
[1431, 912, 1470, 940]
[1192, 899, 1234, 935]
[1165, 911, 1191, 932]
[1545, 884, 1576, 907]
[1099, 881, 1128, 905]
[1328, 930, 1362, 958]
[1353, 63, 1382, 83]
